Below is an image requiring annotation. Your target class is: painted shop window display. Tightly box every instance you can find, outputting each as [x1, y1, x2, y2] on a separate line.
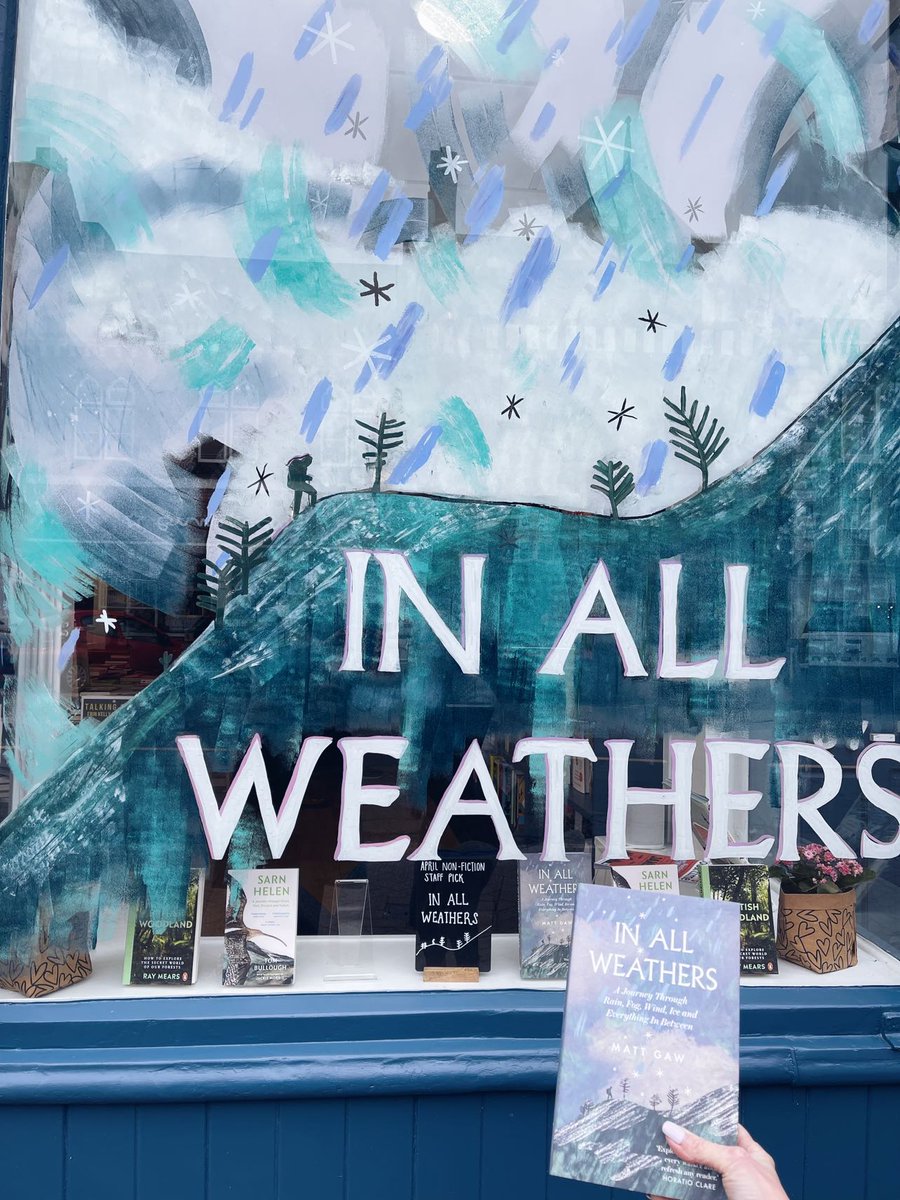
[0, 0, 898, 999]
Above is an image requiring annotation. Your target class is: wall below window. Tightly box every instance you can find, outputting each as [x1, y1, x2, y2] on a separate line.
[2, 986, 900, 1199]
[1, 1084, 898, 1200]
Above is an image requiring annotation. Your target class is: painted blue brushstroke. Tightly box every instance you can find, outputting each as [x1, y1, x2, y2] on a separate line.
[219, 53, 254, 121]
[300, 377, 333, 441]
[375, 197, 414, 260]
[215, 551, 230, 569]
[636, 440, 667, 494]
[204, 465, 232, 526]
[57, 628, 80, 673]
[605, 19, 623, 50]
[596, 166, 629, 203]
[324, 74, 362, 135]
[619, 243, 633, 273]
[889, 42, 900, 68]
[697, 0, 725, 34]
[497, 0, 538, 54]
[616, 0, 660, 66]
[404, 66, 452, 131]
[760, 16, 786, 55]
[464, 165, 505, 243]
[543, 36, 569, 67]
[750, 352, 785, 416]
[676, 244, 695, 271]
[530, 102, 556, 141]
[593, 260, 616, 298]
[500, 227, 560, 324]
[245, 226, 283, 282]
[593, 240, 613, 272]
[858, 0, 886, 43]
[294, 0, 334, 60]
[417, 44, 444, 81]
[388, 424, 443, 484]
[350, 170, 391, 238]
[662, 326, 695, 381]
[239, 88, 265, 130]
[561, 335, 585, 391]
[355, 305, 425, 392]
[680, 73, 724, 159]
[28, 243, 69, 310]
[756, 147, 799, 216]
[187, 385, 214, 442]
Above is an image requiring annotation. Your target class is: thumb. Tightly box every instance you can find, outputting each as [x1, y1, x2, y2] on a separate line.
[662, 1121, 736, 1175]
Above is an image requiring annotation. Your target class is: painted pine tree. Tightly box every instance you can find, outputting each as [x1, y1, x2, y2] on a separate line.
[663, 386, 729, 491]
[196, 557, 240, 630]
[591, 459, 634, 517]
[356, 412, 405, 492]
[215, 516, 273, 595]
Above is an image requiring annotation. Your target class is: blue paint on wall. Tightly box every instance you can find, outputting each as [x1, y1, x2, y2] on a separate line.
[662, 326, 695, 380]
[324, 74, 362, 134]
[760, 17, 786, 55]
[750, 352, 786, 416]
[416, 45, 444, 81]
[605, 20, 623, 50]
[756, 148, 799, 215]
[616, 0, 660, 66]
[858, 0, 885, 43]
[239, 88, 264, 129]
[500, 227, 559, 324]
[464, 165, 505, 243]
[697, 0, 725, 34]
[203, 465, 232, 525]
[300, 377, 333, 441]
[355, 304, 424, 390]
[530, 102, 555, 141]
[543, 37, 568, 67]
[244, 226, 283, 282]
[680, 74, 724, 158]
[350, 170, 390, 238]
[57, 627, 80, 672]
[374, 197, 414, 259]
[636, 439, 668, 494]
[404, 66, 452, 131]
[218, 52, 253, 121]
[497, 0, 538, 54]
[294, 0, 334, 60]
[187, 384, 214, 442]
[593, 260, 616, 298]
[28, 243, 69, 309]
[388, 424, 443, 484]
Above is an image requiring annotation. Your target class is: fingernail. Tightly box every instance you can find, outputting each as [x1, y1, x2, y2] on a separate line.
[662, 1121, 687, 1144]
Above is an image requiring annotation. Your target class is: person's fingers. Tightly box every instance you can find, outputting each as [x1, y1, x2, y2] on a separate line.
[661, 1121, 738, 1175]
[737, 1123, 776, 1169]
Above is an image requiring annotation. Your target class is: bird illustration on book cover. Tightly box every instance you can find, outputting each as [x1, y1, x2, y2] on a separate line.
[551, 886, 740, 1199]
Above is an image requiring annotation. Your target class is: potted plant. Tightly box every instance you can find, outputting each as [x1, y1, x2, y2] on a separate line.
[771, 845, 875, 973]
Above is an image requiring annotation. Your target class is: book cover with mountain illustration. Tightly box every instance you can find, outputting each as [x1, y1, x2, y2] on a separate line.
[550, 885, 740, 1199]
[518, 852, 592, 980]
[223, 868, 299, 986]
[413, 854, 494, 972]
[699, 865, 778, 975]
[123, 868, 205, 985]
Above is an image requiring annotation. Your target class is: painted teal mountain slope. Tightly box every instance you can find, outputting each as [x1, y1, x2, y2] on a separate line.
[0, 318, 898, 954]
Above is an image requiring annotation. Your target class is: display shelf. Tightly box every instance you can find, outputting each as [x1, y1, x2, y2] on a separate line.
[4, 931, 900, 1003]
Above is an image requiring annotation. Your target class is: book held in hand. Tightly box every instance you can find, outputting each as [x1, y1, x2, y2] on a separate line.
[699, 864, 778, 975]
[518, 851, 592, 980]
[550, 884, 740, 1199]
[123, 868, 205, 985]
[223, 868, 299, 986]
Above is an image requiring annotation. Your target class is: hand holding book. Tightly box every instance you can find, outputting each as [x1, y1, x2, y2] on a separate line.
[649, 1123, 789, 1200]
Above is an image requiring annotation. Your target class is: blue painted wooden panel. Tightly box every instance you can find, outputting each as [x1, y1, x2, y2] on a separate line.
[3, 1085, 900, 1199]
[65, 1106, 136, 1200]
[278, 1098, 346, 1200]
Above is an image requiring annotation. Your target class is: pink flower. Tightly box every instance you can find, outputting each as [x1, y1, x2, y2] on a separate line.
[821, 865, 838, 881]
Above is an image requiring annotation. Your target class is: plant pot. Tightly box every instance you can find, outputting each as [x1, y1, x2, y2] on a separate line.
[776, 887, 857, 973]
[0, 944, 93, 998]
